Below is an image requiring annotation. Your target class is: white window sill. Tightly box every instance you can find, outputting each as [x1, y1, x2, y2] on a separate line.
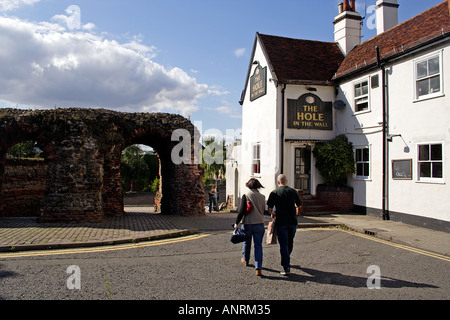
[352, 109, 371, 116]
[413, 92, 444, 103]
[416, 179, 445, 185]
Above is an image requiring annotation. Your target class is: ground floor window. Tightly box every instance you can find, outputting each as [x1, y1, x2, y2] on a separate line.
[418, 143, 443, 181]
[355, 146, 370, 178]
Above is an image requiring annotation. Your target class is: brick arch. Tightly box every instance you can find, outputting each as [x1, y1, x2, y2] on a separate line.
[0, 108, 205, 222]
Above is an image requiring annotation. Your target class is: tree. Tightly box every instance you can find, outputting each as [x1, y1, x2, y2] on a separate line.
[8, 141, 43, 159]
[142, 153, 160, 183]
[312, 134, 355, 186]
[202, 137, 226, 185]
[120, 145, 150, 192]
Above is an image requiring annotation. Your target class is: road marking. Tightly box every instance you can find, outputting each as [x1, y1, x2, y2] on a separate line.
[338, 228, 450, 262]
[0, 233, 211, 259]
[297, 227, 450, 262]
[1, 228, 448, 263]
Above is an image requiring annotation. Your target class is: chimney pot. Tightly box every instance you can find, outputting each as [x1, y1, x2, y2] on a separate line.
[343, 0, 349, 12]
[334, 0, 362, 56]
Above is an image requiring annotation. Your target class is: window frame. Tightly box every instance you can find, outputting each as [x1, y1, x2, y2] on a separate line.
[354, 145, 371, 180]
[352, 77, 371, 114]
[251, 142, 261, 176]
[416, 142, 444, 183]
[413, 50, 444, 101]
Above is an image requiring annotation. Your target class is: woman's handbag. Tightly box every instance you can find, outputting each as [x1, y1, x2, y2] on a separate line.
[243, 195, 253, 216]
[245, 200, 253, 215]
[266, 219, 277, 245]
[230, 228, 248, 244]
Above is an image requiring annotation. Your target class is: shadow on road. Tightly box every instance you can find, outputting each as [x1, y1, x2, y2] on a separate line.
[261, 265, 439, 289]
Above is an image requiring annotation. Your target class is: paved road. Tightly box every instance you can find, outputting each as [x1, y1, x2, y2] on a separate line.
[1, 227, 448, 304]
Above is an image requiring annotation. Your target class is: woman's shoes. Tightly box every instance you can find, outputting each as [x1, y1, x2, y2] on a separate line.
[241, 258, 262, 276]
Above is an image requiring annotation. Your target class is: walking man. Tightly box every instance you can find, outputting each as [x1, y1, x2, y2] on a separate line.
[267, 174, 302, 275]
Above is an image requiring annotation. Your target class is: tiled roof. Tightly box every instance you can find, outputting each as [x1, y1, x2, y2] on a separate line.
[334, 0, 450, 79]
[258, 33, 344, 85]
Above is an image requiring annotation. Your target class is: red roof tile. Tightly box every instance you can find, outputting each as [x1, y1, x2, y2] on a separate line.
[258, 33, 344, 85]
[335, 0, 450, 79]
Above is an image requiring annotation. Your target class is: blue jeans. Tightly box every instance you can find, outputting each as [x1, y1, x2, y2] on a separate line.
[242, 224, 265, 270]
[209, 197, 217, 212]
[276, 225, 297, 270]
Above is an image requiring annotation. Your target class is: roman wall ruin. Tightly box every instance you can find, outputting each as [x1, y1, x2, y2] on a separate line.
[0, 108, 205, 222]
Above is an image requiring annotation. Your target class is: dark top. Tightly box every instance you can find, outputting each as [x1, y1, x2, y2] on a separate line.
[267, 186, 302, 226]
[209, 189, 217, 199]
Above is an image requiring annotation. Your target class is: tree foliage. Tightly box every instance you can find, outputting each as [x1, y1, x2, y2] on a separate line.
[312, 135, 355, 186]
[8, 141, 43, 159]
[202, 137, 226, 185]
[120, 145, 159, 192]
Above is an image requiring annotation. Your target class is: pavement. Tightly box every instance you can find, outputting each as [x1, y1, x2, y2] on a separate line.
[0, 206, 449, 258]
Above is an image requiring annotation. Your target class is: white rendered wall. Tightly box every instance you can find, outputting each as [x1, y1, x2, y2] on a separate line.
[337, 42, 450, 223]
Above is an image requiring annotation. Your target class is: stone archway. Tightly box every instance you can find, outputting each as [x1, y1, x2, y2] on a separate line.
[0, 108, 205, 222]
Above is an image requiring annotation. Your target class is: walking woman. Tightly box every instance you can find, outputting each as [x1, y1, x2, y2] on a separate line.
[234, 178, 266, 276]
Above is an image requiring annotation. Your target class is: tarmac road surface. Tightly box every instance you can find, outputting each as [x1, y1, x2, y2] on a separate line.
[0, 227, 448, 302]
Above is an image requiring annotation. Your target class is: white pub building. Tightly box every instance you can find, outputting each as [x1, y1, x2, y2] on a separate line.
[226, 0, 450, 232]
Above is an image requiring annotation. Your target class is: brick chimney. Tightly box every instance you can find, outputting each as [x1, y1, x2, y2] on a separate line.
[334, 0, 362, 56]
[376, 0, 399, 35]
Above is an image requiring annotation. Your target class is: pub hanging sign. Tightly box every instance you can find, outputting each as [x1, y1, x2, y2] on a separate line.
[287, 93, 333, 130]
[250, 65, 267, 101]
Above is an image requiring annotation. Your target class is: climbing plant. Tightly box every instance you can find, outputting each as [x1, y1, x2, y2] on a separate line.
[312, 134, 355, 186]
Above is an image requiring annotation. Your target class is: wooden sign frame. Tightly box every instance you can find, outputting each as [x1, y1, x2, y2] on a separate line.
[392, 159, 412, 180]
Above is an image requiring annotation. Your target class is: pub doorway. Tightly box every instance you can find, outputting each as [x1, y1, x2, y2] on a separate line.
[294, 147, 311, 194]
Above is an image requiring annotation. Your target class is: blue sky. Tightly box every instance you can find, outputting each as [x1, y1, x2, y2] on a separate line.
[0, 0, 444, 143]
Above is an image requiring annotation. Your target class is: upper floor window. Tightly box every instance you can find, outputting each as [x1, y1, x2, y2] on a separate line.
[354, 79, 369, 112]
[415, 52, 443, 100]
[252, 143, 261, 175]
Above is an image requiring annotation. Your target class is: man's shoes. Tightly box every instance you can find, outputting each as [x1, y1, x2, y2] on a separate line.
[256, 269, 263, 276]
[280, 268, 290, 276]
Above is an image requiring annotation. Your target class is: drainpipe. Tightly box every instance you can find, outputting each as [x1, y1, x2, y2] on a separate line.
[280, 84, 286, 174]
[376, 46, 390, 221]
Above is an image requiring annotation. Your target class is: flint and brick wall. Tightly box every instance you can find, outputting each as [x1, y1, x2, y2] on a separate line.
[0, 108, 205, 222]
[1, 158, 47, 217]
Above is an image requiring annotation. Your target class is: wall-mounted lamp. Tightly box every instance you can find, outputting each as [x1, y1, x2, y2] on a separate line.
[387, 134, 410, 153]
[387, 134, 401, 142]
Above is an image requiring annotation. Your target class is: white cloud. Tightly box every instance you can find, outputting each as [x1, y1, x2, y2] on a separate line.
[215, 105, 241, 119]
[82, 22, 96, 31]
[0, 0, 39, 12]
[207, 85, 230, 96]
[0, 15, 216, 115]
[234, 48, 246, 58]
[216, 105, 232, 114]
